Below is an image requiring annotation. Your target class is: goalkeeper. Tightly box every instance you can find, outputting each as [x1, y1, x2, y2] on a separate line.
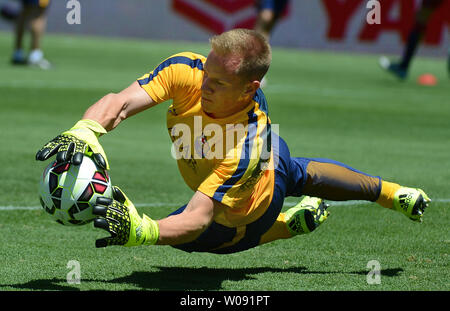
[36, 29, 430, 253]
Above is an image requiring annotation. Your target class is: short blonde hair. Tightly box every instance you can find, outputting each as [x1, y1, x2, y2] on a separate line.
[210, 28, 272, 81]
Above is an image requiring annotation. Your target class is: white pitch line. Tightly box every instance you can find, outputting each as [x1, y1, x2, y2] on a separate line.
[1, 199, 449, 211]
[0, 206, 42, 211]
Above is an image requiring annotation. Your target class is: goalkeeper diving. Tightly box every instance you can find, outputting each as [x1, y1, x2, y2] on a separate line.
[36, 29, 431, 253]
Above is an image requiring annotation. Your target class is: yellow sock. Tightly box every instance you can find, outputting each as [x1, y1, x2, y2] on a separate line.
[376, 181, 401, 209]
[259, 213, 293, 245]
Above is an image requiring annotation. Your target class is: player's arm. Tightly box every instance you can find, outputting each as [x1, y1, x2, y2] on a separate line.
[82, 81, 156, 132]
[92, 188, 226, 247]
[35, 81, 156, 169]
[156, 191, 226, 245]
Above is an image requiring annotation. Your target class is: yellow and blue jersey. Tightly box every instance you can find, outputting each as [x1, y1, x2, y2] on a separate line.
[137, 52, 275, 228]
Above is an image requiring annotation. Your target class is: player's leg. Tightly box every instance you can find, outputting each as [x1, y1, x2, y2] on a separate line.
[255, 11, 275, 40]
[447, 47, 450, 77]
[261, 138, 431, 244]
[27, 0, 51, 69]
[12, 0, 50, 67]
[12, 2, 32, 64]
[294, 158, 430, 222]
[254, 0, 289, 39]
[379, 0, 444, 79]
[259, 136, 330, 245]
[398, 0, 443, 71]
[259, 196, 329, 244]
[255, 0, 276, 39]
[254, 0, 289, 88]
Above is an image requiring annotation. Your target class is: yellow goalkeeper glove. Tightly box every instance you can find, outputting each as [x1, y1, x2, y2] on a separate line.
[35, 119, 109, 169]
[93, 186, 160, 247]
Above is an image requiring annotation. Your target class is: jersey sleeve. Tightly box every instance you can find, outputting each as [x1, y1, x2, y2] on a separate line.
[136, 52, 205, 104]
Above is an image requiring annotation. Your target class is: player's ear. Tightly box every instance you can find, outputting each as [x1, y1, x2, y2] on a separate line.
[244, 80, 260, 95]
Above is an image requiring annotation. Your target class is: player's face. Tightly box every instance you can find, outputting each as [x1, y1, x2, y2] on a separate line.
[201, 50, 258, 118]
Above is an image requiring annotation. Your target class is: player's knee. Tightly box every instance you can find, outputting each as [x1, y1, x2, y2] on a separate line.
[260, 9, 275, 22]
[257, 9, 277, 31]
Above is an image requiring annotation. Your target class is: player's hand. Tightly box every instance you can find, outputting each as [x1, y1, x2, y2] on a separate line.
[35, 119, 109, 169]
[93, 186, 159, 248]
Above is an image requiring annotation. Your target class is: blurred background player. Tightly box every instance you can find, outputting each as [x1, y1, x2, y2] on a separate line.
[254, 0, 290, 40]
[379, 0, 446, 80]
[4, 0, 52, 69]
[254, 0, 290, 87]
[447, 47, 450, 77]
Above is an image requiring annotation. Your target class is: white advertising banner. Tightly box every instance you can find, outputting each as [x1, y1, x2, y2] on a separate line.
[1, 0, 448, 56]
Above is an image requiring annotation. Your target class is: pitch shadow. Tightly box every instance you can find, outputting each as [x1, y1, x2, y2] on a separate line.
[0, 266, 403, 291]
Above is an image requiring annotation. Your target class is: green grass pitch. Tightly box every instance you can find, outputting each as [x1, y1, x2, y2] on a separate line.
[0, 31, 448, 291]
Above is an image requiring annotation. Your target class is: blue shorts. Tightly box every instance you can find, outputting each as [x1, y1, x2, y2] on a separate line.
[256, 0, 289, 15]
[168, 135, 312, 254]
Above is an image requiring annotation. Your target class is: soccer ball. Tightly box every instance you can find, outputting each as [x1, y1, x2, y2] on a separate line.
[38, 156, 112, 225]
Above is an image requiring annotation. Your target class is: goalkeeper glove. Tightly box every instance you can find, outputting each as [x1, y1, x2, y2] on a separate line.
[35, 119, 109, 169]
[93, 186, 160, 248]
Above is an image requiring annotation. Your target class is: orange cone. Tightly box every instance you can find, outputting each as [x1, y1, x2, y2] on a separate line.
[417, 73, 437, 86]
